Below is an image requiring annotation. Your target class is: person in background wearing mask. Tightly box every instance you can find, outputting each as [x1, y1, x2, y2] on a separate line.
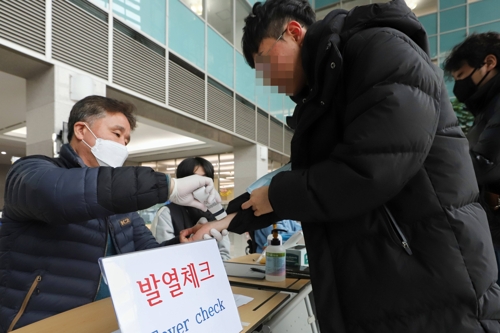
[0, 95, 221, 332]
[444, 32, 500, 282]
[184, 0, 500, 331]
[151, 157, 230, 260]
[253, 220, 302, 253]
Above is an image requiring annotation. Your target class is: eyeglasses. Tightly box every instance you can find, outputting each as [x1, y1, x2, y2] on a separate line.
[263, 29, 287, 57]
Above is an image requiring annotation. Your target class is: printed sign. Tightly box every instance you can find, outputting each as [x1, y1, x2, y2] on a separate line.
[99, 240, 242, 333]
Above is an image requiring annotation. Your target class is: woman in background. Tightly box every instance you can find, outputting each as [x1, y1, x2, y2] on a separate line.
[151, 157, 231, 260]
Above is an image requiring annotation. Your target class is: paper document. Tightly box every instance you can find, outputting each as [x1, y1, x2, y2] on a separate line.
[233, 294, 253, 307]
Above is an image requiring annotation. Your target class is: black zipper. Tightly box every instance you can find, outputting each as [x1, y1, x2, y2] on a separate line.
[383, 206, 413, 256]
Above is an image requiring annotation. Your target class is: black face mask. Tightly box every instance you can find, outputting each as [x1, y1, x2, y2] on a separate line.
[453, 66, 491, 103]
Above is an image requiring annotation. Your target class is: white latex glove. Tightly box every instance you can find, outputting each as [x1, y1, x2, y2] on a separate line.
[197, 217, 229, 242]
[169, 175, 220, 211]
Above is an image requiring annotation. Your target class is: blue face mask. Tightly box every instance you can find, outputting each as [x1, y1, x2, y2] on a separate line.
[247, 163, 292, 194]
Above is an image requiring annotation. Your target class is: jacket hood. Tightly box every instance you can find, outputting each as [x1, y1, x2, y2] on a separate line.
[298, 9, 347, 98]
[300, 0, 428, 89]
[341, 0, 428, 53]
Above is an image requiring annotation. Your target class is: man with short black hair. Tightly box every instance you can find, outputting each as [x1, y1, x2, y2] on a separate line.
[444, 32, 500, 283]
[0, 95, 220, 332]
[190, 0, 500, 331]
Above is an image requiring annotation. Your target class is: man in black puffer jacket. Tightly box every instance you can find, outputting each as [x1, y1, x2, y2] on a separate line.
[189, 0, 500, 331]
[444, 32, 500, 283]
[0, 96, 221, 332]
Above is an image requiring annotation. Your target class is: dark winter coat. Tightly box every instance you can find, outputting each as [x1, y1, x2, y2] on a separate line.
[464, 73, 500, 246]
[227, 1, 500, 332]
[0, 144, 175, 332]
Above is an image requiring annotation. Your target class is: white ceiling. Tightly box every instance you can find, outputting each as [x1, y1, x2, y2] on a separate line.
[126, 116, 232, 161]
[127, 116, 233, 162]
[127, 119, 203, 154]
[0, 137, 25, 165]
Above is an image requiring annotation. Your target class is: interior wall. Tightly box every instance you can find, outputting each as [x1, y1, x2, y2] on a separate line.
[0, 164, 12, 210]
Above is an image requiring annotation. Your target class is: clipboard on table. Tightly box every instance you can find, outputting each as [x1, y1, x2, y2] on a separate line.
[223, 262, 266, 279]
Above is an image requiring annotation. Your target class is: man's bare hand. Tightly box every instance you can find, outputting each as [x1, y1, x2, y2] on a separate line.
[241, 186, 273, 216]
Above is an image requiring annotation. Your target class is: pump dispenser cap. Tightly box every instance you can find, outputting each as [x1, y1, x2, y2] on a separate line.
[270, 228, 287, 246]
[270, 237, 281, 246]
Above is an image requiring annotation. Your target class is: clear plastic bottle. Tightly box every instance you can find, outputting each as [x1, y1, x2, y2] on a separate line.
[265, 236, 286, 282]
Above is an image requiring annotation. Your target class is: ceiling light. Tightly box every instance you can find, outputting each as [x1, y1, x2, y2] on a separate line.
[1, 151, 6, 155]
[190, 4, 203, 15]
[405, 0, 417, 9]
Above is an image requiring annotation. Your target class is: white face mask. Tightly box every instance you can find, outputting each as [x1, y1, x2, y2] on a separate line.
[82, 124, 129, 168]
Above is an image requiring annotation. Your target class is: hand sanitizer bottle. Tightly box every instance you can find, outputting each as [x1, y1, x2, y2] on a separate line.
[265, 226, 286, 282]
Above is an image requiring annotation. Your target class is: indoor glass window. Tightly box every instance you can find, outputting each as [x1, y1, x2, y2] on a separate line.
[207, 0, 233, 43]
[113, 0, 166, 44]
[169, 0, 206, 69]
[235, 0, 251, 53]
[180, 0, 204, 16]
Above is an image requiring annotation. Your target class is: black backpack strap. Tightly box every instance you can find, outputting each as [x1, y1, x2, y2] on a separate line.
[167, 203, 215, 236]
[166, 203, 188, 236]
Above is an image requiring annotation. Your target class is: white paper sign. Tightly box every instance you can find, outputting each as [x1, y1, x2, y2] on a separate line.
[99, 239, 242, 333]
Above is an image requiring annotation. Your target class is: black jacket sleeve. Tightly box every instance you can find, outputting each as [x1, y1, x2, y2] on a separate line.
[469, 98, 500, 194]
[226, 192, 282, 234]
[97, 166, 170, 214]
[4, 157, 170, 225]
[269, 28, 441, 222]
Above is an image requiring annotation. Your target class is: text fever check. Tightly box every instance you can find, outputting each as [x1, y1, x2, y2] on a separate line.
[99, 239, 242, 333]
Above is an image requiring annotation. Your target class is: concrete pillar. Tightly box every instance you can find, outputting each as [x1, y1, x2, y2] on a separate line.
[229, 144, 269, 258]
[233, 144, 269, 197]
[26, 65, 106, 156]
[26, 67, 55, 156]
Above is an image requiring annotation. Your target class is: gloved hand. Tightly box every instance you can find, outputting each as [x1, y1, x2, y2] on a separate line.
[169, 175, 221, 211]
[197, 217, 229, 242]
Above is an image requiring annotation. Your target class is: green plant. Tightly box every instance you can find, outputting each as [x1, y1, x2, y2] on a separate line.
[452, 98, 474, 135]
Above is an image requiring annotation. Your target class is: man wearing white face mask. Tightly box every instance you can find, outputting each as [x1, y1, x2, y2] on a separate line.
[81, 122, 130, 168]
[0, 95, 223, 332]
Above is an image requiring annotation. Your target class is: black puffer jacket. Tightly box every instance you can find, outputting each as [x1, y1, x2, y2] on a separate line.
[0, 144, 175, 332]
[464, 73, 500, 246]
[228, 1, 500, 332]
